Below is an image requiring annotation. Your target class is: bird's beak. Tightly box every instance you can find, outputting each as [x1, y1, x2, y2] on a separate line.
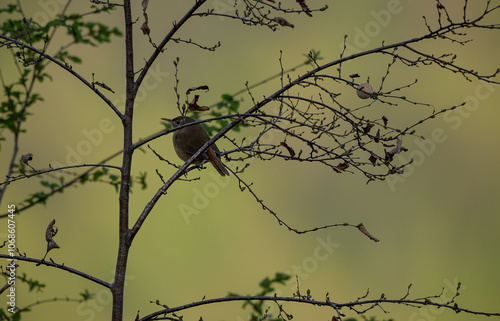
[161, 118, 171, 122]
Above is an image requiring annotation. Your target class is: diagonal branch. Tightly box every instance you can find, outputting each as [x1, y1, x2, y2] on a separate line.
[129, 19, 500, 241]
[0, 35, 123, 119]
[0, 152, 122, 218]
[0, 254, 111, 288]
[134, 0, 207, 93]
[0, 164, 121, 187]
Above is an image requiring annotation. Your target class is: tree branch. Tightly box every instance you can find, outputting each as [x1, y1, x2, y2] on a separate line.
[0, 35, 123, 119]
[134, 0, 207, 93]
[130, 11, 500, 240]
[138, 291, 500, 321]
[0, 164, 121, 187]
[0, 254, 111, 288]
[0, 152, 123, 218]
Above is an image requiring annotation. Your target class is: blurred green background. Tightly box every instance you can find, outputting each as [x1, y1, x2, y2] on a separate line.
[1, 1, 499, 321]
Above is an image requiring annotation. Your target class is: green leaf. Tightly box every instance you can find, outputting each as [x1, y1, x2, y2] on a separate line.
[68, 20, 84, 43]
[303, 49, 323, 65]
[12, 312, 21, 321]
[259, 277, 271, 289]
[217, 119, 228, 128]
[0, 4, 17, 14]
[137, 172, 147, 190]
[221, 94, 233, 102]
[80, 174, 89, 183]
[93, 170, 104, 181]
[229, 100, 240, 111]
[66, 54, 82, 64]
[45, 18, 65, 28]
[80, 289, 94, 300]
[273, 272, 290, 283]
[24, 191, 49, 205]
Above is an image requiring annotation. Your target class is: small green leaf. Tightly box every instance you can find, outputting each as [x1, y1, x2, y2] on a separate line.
[80, 174, 89, 184]
[66, 54, 82, 64]
[80, 289, 94, 300]
[93, 170, 104, 181]
[0, 4, 17, 14]
[221, 94, 233, 102]
[259, 277, 271, 289]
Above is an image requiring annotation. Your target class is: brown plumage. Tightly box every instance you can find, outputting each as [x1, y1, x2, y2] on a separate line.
[162, 116, 229, 176]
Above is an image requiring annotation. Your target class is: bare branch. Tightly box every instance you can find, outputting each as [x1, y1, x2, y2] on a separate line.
[135, 0, 207, 93]
[138, 288, 500, 321]
[1, 164, 121, 187]
[0, 35, 123, 119]
[0, 254, 111, 288]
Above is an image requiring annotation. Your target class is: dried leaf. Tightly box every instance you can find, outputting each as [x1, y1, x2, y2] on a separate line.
[384, 149, 394, 163]
[363, 123, 375, 134]
[374, 129, 380, 143]
[47, 239, 60, 251]
[186, 85, 209, 95]
[349, 73, 360, 78]
[384, 138, 408, 161]
[273, 17, 294, 28]
[94, 81, 115, 93]
[141, 0, 150, 35]
[357, 224, 380, 242]
[369, 155, 377, 164]
[388, 138, 407, 155]
[140, 21, 150, 35]
[336, 162, 349, 171]
[296, 0, 312, 17]
[21, 153, 33, 165]
[188, 95, 210, 111]
[382, 115, 388, 127]
[45, 219, 60, 252]
[45, 219, 58, 241]
[280, 141, 296, 157]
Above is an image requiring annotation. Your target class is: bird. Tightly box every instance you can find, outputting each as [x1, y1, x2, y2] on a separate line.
[162, 116, 229, 176]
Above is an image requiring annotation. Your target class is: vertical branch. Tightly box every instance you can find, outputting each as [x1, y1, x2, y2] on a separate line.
[0, 58, 41, 205]
[113, 1, 208, 319]
[112, 0, 135, 320]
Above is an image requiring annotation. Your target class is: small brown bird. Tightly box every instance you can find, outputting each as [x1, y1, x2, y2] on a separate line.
[162, 116, 229, 176]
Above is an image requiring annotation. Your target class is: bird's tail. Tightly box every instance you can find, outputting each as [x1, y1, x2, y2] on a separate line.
[207, 148, 229, 176]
